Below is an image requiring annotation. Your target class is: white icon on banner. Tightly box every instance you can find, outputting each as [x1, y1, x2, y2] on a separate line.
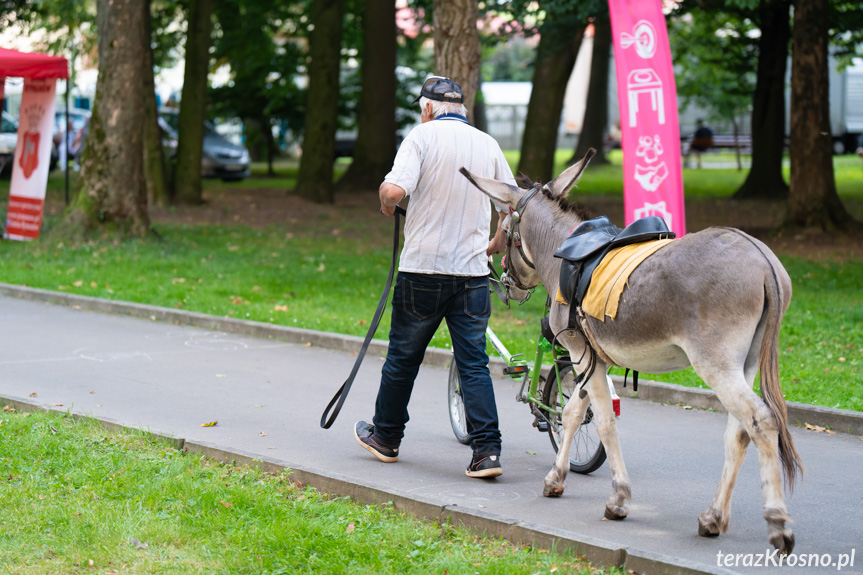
[635, 135, 663, 163]
[620, 20, 657, 59]
[634, 201, 672, 230]
[634, 162, 669, 192]
[627, 69, 665, 127]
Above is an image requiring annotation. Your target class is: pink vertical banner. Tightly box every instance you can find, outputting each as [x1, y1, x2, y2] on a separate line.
[608, 0, 686, 236]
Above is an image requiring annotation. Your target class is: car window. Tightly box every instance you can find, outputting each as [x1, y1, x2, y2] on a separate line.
[1, 115, 16, 133]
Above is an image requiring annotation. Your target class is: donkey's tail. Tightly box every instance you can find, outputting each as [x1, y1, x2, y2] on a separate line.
[758, 247, 804, 493]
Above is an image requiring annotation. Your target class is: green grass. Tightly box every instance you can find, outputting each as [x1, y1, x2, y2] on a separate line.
[0, 153, 861, 411]
[0, 408, 616, 574]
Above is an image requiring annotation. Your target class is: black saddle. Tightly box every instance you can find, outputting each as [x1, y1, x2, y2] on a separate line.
[555, 216, 674, 312]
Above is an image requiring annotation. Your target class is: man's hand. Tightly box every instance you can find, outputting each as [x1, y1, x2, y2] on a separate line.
[486, 210, 509, 256]
[379, 182, 406, 216]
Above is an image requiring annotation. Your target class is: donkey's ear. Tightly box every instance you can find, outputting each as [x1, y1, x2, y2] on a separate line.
[545, 148, 596, 199]
[459, 167, 523, 208]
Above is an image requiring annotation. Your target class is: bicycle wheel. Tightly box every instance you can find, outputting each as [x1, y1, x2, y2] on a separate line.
[542, 362, 607, 474]
[447, 360, 471, 445]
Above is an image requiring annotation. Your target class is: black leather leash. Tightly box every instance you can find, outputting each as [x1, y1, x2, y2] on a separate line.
[320, 205, 406, 429]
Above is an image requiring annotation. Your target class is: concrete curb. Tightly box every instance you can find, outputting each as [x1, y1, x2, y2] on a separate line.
[3, 282, 861, 436]
[1, 393, 737, 575]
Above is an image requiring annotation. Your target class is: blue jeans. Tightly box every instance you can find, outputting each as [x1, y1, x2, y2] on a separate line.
[373, 272, 502, 456]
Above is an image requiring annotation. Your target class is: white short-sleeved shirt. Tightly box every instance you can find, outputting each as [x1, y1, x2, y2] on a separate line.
[384, 116, 516, 277]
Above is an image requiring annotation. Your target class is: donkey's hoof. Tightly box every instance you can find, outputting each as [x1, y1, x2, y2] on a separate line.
[765, 508, 795, 555]
[604, 504, 628, 520]
[543, 482, 565, 498]
[769, 531, 795, 556]
[697, 509, 723, 537]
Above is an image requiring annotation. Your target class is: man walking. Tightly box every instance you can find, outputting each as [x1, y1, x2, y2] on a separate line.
[354, 76, 514, 478]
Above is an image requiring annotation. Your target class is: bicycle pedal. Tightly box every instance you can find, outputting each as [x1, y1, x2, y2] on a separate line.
[532, 418, 549, 432]
[503, 365, 528, 377]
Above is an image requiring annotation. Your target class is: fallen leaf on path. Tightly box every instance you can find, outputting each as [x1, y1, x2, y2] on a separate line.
[259, 432, 267, 437]
[201, 421, 218, 427]
[804, 423, 835, 435]
[51, 403, 63, 407]
[29, 393, 37, 398]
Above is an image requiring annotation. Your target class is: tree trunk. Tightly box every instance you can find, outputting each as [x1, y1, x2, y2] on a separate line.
[58, 0, 150, 238]
[433, 0, 481, 121]
[518, 24, 584, 183]
[296, 0, 344, 204]
[173, 0, 214, 205]
[572, 17, 610, 165]
[143, 1, 169, 208]
[244, 118, 269, 163]
[786, 0, 858, 231]
[734, 0, 789, 200]
[337, 0, 397, 192]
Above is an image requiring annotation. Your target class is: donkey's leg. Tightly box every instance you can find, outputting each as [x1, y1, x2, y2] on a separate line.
[543, 388, 590, 497]
[584, 368, 631, 519]
[706, 375, 794, 554]
[698, 344, 759, 538]
[698, 414, 750, 537]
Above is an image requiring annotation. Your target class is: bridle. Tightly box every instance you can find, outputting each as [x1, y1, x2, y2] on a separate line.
[499, 183, 543, 304]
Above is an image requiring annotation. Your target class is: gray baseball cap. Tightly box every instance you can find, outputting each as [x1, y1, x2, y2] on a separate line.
[412, 76, 464, 104]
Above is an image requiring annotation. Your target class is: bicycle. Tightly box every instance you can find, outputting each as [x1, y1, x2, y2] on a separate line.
[447, 291, 620, 474]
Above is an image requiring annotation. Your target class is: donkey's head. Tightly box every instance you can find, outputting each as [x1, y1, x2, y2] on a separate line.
[460, 148, 596, 300]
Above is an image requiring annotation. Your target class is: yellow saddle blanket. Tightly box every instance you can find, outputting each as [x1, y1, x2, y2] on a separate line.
[563, 238, 674, 322]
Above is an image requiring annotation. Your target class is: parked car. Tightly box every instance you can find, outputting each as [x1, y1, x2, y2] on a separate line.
[159, 109, 251, 182]
[0, 111, 17, 175]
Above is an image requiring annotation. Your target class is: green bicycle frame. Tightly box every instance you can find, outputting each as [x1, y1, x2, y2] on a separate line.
[485, 299, 567, 420]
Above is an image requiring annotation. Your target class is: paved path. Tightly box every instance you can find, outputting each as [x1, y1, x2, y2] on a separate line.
[2, 296, 861, 574]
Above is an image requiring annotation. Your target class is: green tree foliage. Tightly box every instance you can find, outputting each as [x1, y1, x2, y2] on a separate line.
[669, 7, 758, 169]
[210, 0, 305, 174]
[482, 37, 534, 82]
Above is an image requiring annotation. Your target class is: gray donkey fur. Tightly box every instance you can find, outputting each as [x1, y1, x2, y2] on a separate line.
[460, 151, 803, 555]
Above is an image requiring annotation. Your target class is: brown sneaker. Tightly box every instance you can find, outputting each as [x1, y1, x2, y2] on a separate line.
[466, 452, 502, 478]
[354, 421, 399, 463]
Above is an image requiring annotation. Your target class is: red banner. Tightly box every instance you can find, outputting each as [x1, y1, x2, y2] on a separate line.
[608, 0, 686, 236]
[5, 195, 44, 239]
[4, 77, 56, 241]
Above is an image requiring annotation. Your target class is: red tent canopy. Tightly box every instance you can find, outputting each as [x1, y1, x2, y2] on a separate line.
[0, 47, 68, 79]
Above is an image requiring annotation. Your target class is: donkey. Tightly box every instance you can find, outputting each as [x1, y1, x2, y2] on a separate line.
[460, 150, 803, 555]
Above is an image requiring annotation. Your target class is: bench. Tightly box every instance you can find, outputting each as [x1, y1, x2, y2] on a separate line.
[682, 134, 752, 154]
